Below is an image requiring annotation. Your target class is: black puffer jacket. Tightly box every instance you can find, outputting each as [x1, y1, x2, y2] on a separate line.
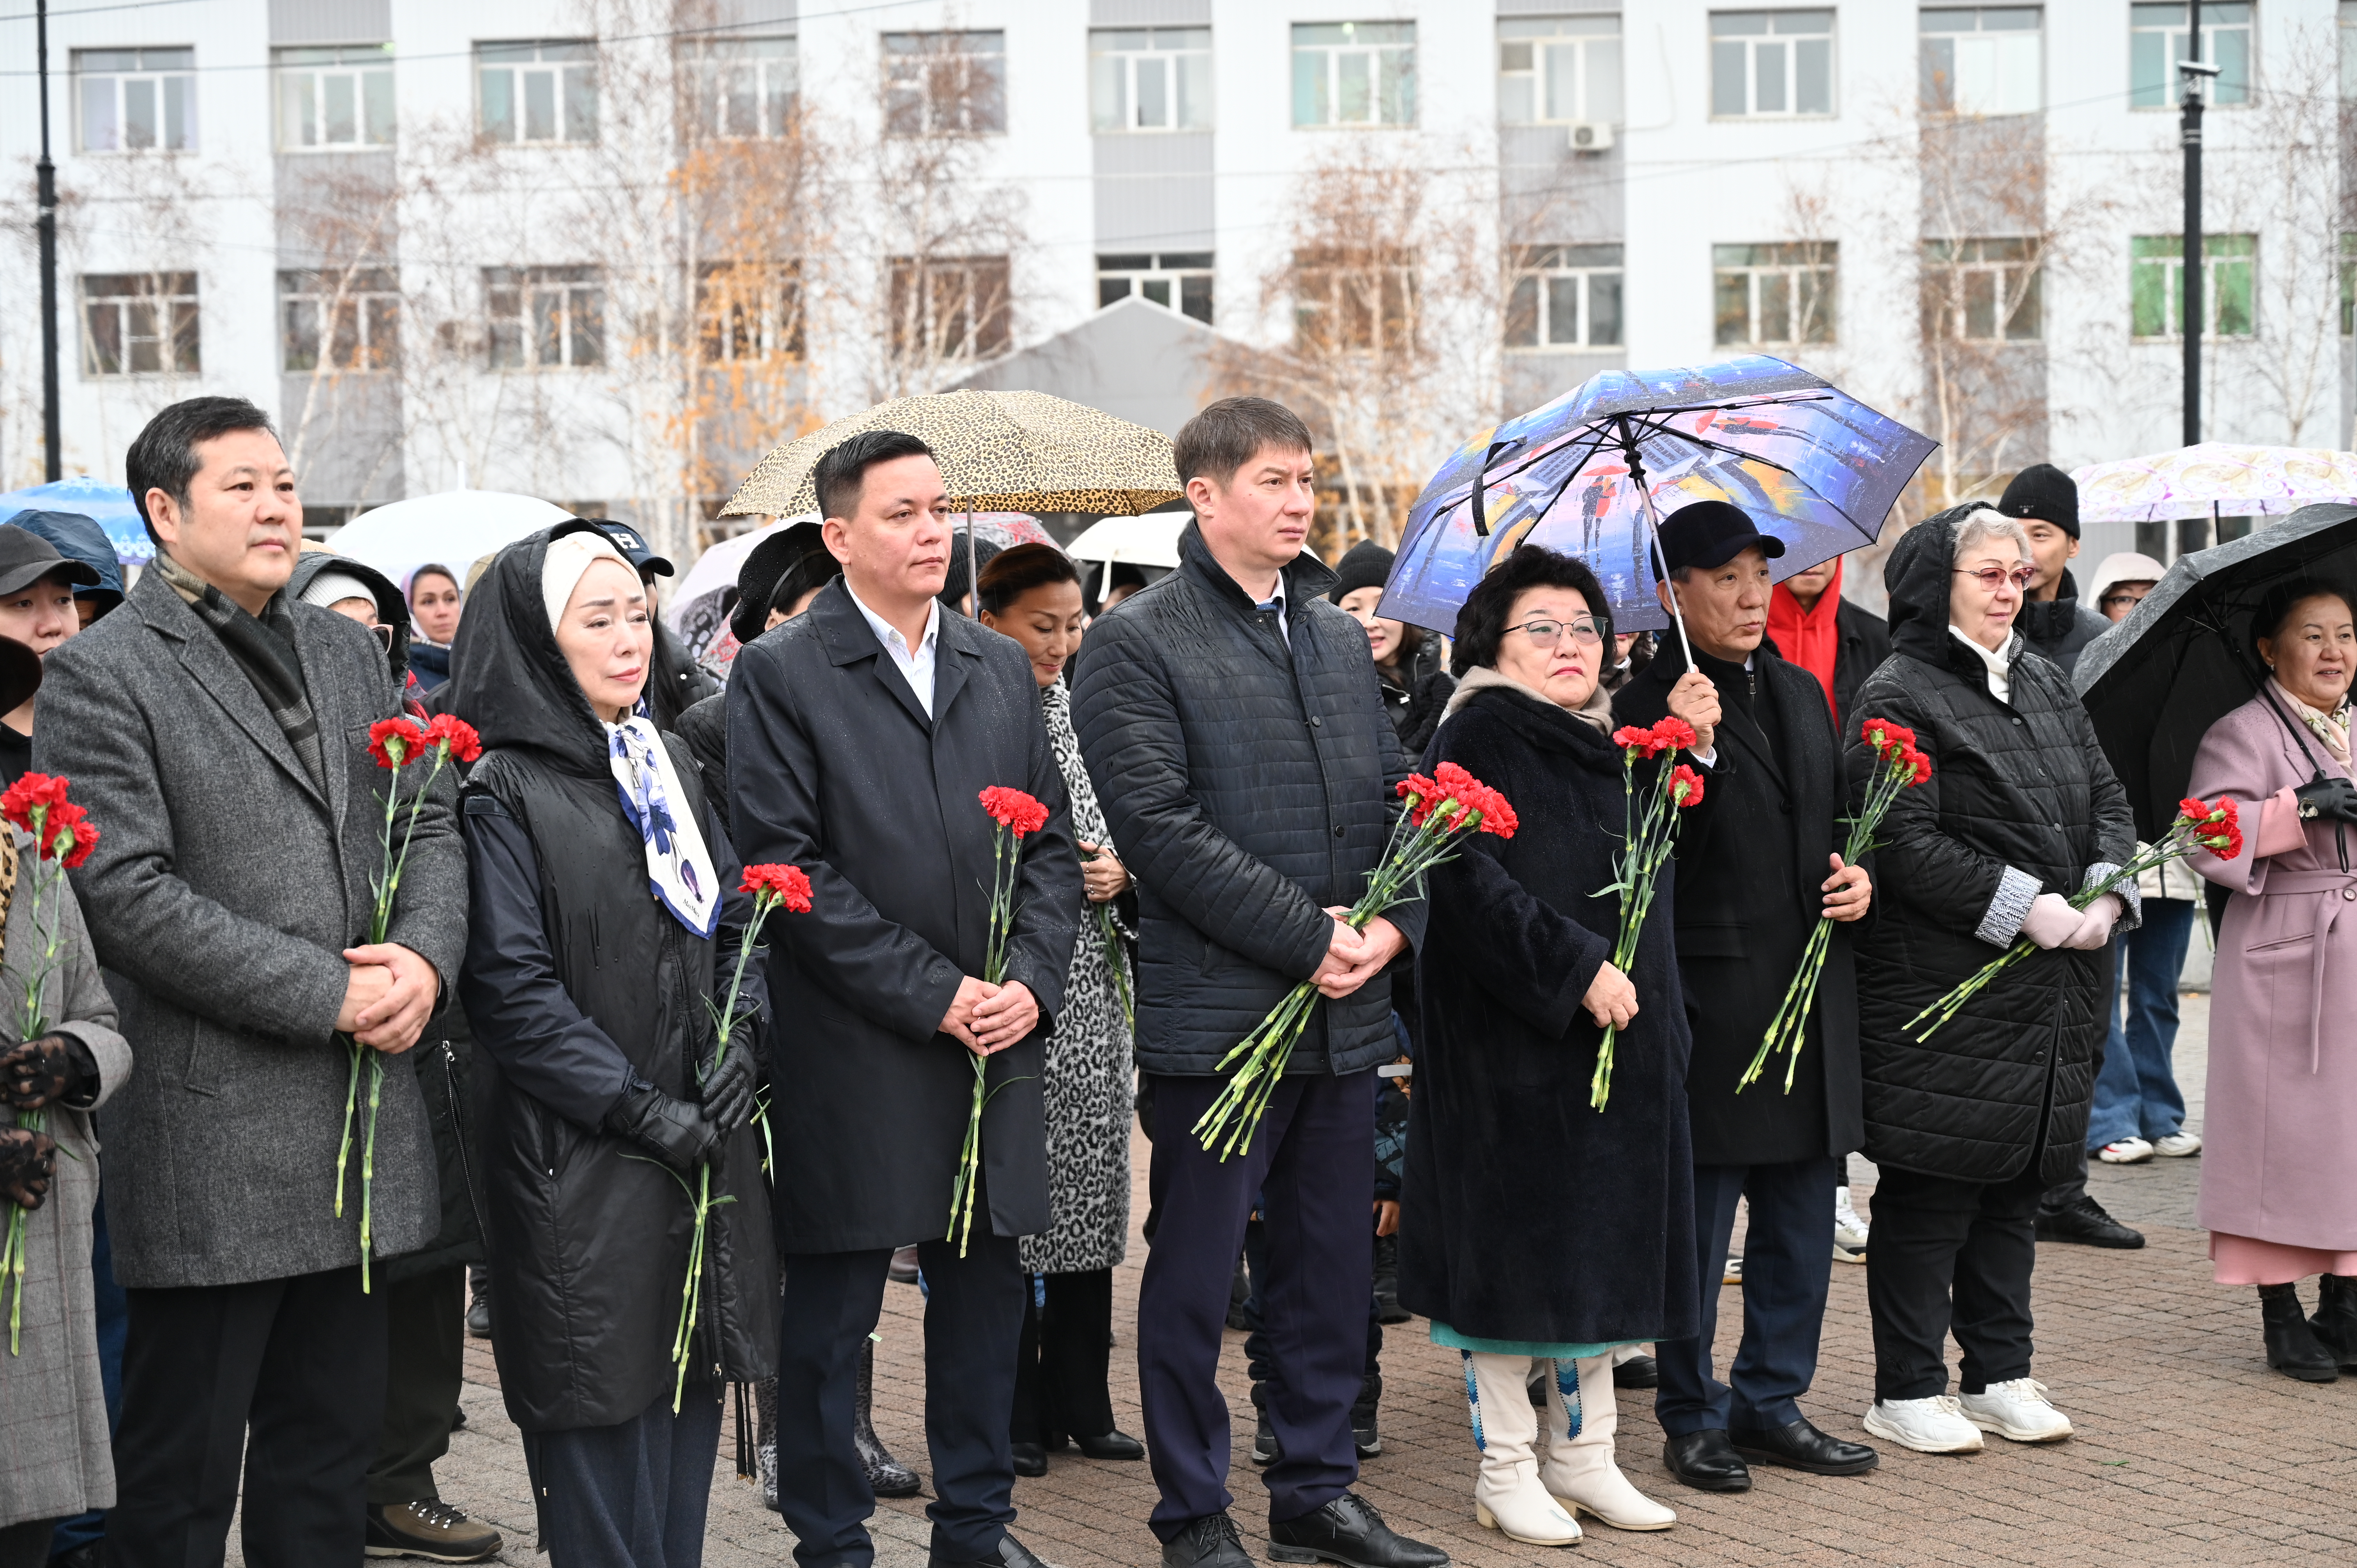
[1072, 523, 1425, 1077]
[1849, 510, 2136, 1185]
[2016, 567, 2109, 676]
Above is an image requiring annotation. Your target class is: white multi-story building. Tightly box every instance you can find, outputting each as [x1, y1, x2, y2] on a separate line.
[2, 0, 2349, 569]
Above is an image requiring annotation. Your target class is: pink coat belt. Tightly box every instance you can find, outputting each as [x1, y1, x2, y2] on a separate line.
[2253, 867, 2357, 1074]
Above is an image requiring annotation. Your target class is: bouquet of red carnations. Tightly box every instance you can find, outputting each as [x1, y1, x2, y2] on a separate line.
[951, 787, 1050, 1255]
[343, 714, 479, 1292]
[1591, 718, 1707, 1111]
[1193, 762, 1516, 1160]
[1740, 716, 1932, 1094]
[0, 774, 98, 1354]
[1906, 795, 2242, 1042]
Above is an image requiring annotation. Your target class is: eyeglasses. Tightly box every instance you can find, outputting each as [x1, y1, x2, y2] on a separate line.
[2100, 590, 2150, 609]
[1506, 614, 1605, 649]
[1954, 565, 2036, 591]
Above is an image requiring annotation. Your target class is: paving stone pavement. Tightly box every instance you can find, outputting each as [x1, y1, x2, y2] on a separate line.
[242, 994, 2357, 1565]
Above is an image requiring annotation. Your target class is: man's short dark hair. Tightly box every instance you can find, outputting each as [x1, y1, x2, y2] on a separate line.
[1173, 397, 1314, 493]
[814, 429, 935, 523]
[1450, 546, 1613, 677]
[125, 395, 279, 546]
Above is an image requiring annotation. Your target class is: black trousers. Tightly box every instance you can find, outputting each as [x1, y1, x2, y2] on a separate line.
[1012, 1267, 1116, 1446]
[368, 1263, 465, 1505]
[775, 1228, 1025, 1568]
[1137, 1070, 1373, 1542]
[109, 1264, 386, 1568]
[521, 1384, 721, 1568]
[1656, 1157, 1837, 1436]
[1866, 1164, 2045, 1401]
[2039, 942, 2117, 1215]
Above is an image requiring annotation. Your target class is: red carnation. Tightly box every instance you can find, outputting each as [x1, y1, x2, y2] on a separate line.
[58, 818, 98, 870]
[979, 786, 1050, 839]
[369, 717, 426, 770]
[1861, 717, 1917, 758]
[1902, 747, 1933, 786]
[0, 773, 70, 835]
[1397, 772, 1444, 826]
[1466, 783, 1520, 838]
[422, 713, 483, 765]
[1649, 716, 1699, 754]
[1669, 763, 1707, 808]
[1612, 724, 1664, 759]
[740, 862, 815, 913]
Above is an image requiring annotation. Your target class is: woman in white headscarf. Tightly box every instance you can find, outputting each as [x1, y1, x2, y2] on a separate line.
[451, 526, 777, 1568]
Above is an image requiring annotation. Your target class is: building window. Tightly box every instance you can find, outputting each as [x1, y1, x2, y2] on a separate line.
[1504, 245, 1624, 348]
[2131, 234, 2256, 339]
[486, 266, 605, 367]
[1709, 11, 1834, 118]
[478, 41, 598, 144]
[276, 45, 394, 150]
[1097, 253, 1213, 323]
[889, 257, 1011, 362]
[883, 32, 1006, 136]
[1498, 16, 1622, 126]
[2129, 2, 2251, 109]
[1090, 29, 1211, 132]
[696, 261, 805, 362]
[81, 272, 200, 375]
[1292, 23, 1416, 128]
[1293, 249, 1417, 352]
[681, 36, 798, 139]
[1921, 238, 2042, 341]
[75, 48, 196, 152]
[1920, 8, 2041, 116]
[281, 268, 400, 371]
[1713, 243, 1836, 346]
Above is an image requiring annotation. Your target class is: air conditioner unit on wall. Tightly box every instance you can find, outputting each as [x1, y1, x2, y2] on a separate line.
[1567, 120, 1615, 152]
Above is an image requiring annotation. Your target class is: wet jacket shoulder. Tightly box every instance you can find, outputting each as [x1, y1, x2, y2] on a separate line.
[675, 692, 729, 842]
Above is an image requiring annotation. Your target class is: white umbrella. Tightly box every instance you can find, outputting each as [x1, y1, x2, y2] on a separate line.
[2071, 443, 2357, 523]
[1065, 511, 1188, 600]
[664, 516, 816, 632]
[325, 491, 577, 584]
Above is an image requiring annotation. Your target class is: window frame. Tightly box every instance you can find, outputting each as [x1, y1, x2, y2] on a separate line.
[2128, 2, 2253, 110]
[1918, 7, 2043, 117]
[73, 47, 197, 154]
[887, 255, 1013, 363]
[1921, 237, 2044, 343]
[2130, 233, 2257, 341]
[476, 40, 600, 146]
[1497, 16, 1624, 127]
[1503, 244, 1625, 350]
[80, 271, 201, 376]
[274, 44, 395, 152]
[1708, 11, 1837, 120]
[1291, 22, 1417, 129]
[679, 35, 799, 141]
[1089, 28, 1213, 132]
[882, 31, 1008, 137]
[1096, 252, 1214, 323]
[484, 265, 607, 369]
[1712, 242, 1838, 347]
[279, 267, 401, 373]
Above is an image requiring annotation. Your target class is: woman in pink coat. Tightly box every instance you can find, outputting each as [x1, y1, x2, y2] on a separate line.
[2187, 580, 2357, 1383]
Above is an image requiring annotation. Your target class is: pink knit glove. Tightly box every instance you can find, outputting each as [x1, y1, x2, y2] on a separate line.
[2020, 893, 2080, 950]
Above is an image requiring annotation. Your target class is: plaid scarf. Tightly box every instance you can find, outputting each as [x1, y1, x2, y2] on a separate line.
[153, 552, 327, 793]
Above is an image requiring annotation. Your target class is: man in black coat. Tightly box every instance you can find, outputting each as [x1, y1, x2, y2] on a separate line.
[1996, 464, 2109, 677]
[728, 431, 1080, 1568]
[1071, 399, 1443, 1568]
[1613, 502, 1880, 1495]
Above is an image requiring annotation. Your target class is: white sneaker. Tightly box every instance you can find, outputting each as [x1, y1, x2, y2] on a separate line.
[1862, 1396, 1984, 1454]
[1958, 1379, 2073, 1443]
[2096, 1137, 2154, 1164]
[1833, 1187, 1869, 1263]
[1723, 1255, 1744, 1286]
[2152, 1132, 2202, 1158]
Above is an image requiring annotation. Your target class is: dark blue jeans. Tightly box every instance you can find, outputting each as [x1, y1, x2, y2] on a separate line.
[2086, 897, 2196, 1148]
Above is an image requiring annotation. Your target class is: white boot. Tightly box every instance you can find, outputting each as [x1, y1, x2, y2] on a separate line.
[1465, 1353, 1581, 1546]
[1540, 1354, 1677, 1532]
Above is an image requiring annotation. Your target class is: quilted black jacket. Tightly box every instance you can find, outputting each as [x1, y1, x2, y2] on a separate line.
[1072, 523, 1424, 1077]
[1848, 511, 2137, 1185]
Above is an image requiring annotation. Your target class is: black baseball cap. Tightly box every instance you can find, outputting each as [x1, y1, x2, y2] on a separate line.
[581, 519, 674, 578]
[0, 525, 102, 599]
[1656, 500, 1786, 576]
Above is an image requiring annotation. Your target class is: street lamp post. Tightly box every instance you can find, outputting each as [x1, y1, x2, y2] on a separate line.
[2178, 5, 2221, 453]
[36, 0, 62, 482]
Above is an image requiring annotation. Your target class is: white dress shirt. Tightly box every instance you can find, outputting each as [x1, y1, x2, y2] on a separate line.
[1253, 579, 1290, 645]
[847, 581, 942, 718]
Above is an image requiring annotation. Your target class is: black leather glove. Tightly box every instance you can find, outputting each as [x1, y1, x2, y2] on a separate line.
[0, 1035, 92, 1111]
[2294, 775, 2357, 824]
[0, 1128, 57, 1211]
[603, 1085, 721, 1172]
[699, 1044, 756, 1137]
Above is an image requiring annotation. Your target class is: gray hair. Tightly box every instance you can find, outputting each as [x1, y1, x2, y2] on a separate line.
[1953, 508, 2032, 564]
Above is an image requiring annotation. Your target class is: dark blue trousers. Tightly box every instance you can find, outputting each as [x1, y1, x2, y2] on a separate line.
[774, 1229, 1025, 1568]
[1138, 1070, 1373, 1541]
[521, 1384, 721, 1568]
[1656, 1157, 1837, 1437]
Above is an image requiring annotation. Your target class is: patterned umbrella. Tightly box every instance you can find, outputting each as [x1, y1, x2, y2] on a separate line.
[1381, 356, 1936, 638]
[0, 474, 152, 565]
[720, 389, 1182, 519]
[2072, 443, 2357, 524]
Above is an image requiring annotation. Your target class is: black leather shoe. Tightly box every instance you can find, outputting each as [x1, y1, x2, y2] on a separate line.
[1613, 1353, 1660, 1389]
[890, 1244, 922, 1285]
[1662, 1429, 1752, 1492]
[1267, 1493, 1449, 1568]
[928, 1532, 1048, 1568]
[2262, 1284, 2339, 1382]
[1730, 1416, 1879, 1476]
[1163, 1513, 1253, 1568]
[2309, 1274, 2357, 1370]
[1010, 1441, 1049, 1477]
[2035, 1195, 2145, 1249]
[1074, 1428, 1146, 1460]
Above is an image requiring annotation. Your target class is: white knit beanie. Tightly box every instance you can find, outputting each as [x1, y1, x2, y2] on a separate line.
[541, 531, 636, 632]
[298, 568, 377, 614]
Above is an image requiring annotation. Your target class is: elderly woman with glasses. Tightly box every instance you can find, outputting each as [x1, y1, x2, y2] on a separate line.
[1398, 545, 1714, 1547]
[1846, 507, 2137, 1459]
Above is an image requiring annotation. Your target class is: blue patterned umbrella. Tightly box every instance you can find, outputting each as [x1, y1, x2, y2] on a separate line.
[0, 474, 153, 565]
[1380, 355, 1935, 639]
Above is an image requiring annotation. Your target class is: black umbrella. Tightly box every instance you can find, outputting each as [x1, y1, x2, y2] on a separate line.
[2074, 501, 2357, 842]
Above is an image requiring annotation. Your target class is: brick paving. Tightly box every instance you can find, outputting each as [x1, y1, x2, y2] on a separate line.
[266, 994, 2357, 1566]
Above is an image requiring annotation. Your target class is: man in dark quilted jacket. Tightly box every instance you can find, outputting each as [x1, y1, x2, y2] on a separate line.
[1073, 398, 1445, 1568]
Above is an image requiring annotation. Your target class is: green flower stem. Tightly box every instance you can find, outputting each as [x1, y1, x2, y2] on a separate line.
[5, 819, 70, 1353]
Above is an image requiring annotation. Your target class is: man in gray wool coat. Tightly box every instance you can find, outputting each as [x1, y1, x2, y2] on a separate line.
[33, 397, 468, 1568]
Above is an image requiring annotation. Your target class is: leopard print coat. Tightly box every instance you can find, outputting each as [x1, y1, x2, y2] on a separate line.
[1019, 680, 1134, 1275]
